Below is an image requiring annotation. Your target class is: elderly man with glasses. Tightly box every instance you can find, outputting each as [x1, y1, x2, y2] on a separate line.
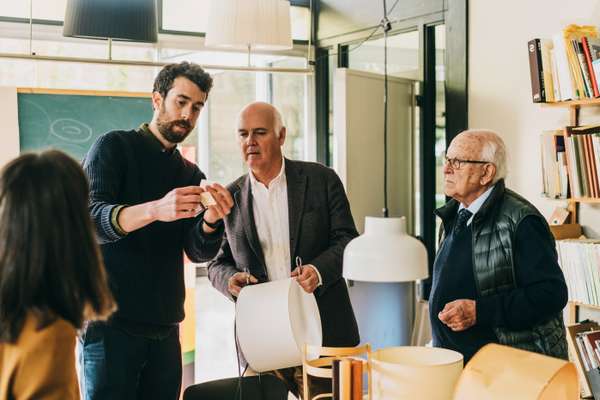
[430, 129, 568, 362]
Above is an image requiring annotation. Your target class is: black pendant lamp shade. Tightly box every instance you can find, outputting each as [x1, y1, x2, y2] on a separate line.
[63, 0, 158, 43]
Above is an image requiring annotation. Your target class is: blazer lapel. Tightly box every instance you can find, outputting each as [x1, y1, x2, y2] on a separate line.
[286, 159, 307, 261]
[235, 176, 266, 268]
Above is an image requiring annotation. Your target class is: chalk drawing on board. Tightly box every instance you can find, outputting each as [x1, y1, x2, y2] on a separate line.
[50, 118, 93, 144]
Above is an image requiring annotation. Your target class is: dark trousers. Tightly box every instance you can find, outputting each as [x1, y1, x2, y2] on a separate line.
[183, 366, 330, 400]
[183, 375, 289, 400]
[79, 321, 182, 400]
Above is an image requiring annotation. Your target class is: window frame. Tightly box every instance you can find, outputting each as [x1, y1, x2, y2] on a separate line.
[313, 0, 468, 299]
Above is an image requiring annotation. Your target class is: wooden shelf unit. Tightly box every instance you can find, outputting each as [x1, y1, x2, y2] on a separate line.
[543, 99, 600, 326]
[567, 301, 600, 325]
[543, 99, 600, 224]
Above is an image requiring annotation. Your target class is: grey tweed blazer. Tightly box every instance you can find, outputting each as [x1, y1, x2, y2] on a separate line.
[207, 158, 360, 348]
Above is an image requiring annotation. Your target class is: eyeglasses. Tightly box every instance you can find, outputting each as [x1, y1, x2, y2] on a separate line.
[443, 155, 490, 170]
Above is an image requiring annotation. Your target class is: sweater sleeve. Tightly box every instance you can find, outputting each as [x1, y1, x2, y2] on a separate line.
[181, 168, 225, 263]
[476, 215, 568, 329]
[13, 321, 79, 400]
[83, 133, 129, 244]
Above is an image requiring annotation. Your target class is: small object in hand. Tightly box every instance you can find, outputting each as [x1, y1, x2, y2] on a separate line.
[199, 180, 217, 207]
[200, 191, 216, 207]
[295, 256, 303, 275]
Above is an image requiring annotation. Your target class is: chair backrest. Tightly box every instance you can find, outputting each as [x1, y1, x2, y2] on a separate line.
[302, 343, 371, 400]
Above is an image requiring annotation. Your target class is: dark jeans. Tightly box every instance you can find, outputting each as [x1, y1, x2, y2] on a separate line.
[79, 321, 182, 400]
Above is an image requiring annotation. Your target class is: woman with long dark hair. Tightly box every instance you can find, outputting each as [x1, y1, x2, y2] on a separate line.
[0, 150, 115, 400]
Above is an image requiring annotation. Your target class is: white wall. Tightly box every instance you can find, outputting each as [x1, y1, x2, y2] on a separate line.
[0, 87, 20, 168]
[469, 0, 600, 237]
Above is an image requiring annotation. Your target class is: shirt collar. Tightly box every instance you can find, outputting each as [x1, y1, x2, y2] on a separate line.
[249, 157, 286, 189]
[139, 123, 177, 155]
[458, 184, 495, 224]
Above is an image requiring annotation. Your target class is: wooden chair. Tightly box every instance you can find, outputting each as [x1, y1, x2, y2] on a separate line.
[301, 343, 371, 400]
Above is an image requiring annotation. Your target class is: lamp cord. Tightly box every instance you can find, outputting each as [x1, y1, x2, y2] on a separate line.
[382, 0, 391, 218]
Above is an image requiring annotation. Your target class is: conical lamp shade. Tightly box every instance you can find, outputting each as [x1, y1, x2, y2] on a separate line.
[343, 216, 429, 282]
[205, 0, 293, 50]
[63, 0, 158, 43]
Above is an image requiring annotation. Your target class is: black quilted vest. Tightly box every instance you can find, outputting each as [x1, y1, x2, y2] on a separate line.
[435, 180, 567, 359]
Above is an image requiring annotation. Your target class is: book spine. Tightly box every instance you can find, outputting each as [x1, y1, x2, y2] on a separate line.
[339, 358, 352, 400]
[577, 335, 592, 371]
[553, 33, 574, 100]
[528, 39, 546, 102]
[576, 41, 593, 98]
[332, 359, 340, 400]
[586, 135, 599, 197]
[351, 360, 363, 400]
[583, 333, 599, 369]
[582, 37, 600, 97]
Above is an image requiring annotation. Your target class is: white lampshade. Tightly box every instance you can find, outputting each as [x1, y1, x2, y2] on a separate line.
[343, 216, 429, 282]
[371, 346, 463, 399]
[205, 0, 293, 51]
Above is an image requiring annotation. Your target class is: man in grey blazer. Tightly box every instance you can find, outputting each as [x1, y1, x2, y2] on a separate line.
[201, 101, 359, 398]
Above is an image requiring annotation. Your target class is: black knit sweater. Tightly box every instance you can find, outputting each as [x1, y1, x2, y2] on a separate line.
[83, 125, 223, 327]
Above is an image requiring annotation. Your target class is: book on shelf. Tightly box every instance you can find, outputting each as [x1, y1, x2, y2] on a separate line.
[332, 359, 340, 399]
[582, 36, 600, 97]
[565, 125, 600, 199]
[557, 239, 600, 306]
[540, 130, 569, 199]
[331, 358, 365, 400]
[351, 360, 363, 400]
[339, 358, 352, 400]
[529, 25, 600, 103]
[566, 320, 600, 398]
[528, 39, 546, 102]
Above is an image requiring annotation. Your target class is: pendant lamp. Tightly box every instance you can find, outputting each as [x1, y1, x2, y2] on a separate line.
[63, 0, 158, 43]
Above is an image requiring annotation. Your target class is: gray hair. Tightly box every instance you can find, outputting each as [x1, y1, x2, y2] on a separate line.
[272, 107, 284, 138]
[460, 129, 507, 184]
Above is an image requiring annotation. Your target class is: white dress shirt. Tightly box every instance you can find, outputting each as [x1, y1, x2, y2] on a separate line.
[458, 184, 495, 226]
[250, 158, 291, 282]
[249, 158, 322, 285]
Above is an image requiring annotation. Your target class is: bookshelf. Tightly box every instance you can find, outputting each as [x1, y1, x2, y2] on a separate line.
[542, 98, 600, 225]
[541, 99, 600, 326]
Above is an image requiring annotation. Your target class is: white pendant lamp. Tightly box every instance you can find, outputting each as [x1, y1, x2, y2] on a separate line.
[343, 0, 428, 284]
[343, 216, 428, 282]
[205, 0, 293, 54]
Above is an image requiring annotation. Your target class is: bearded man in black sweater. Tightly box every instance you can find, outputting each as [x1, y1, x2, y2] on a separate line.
[81, 62, 234, 400]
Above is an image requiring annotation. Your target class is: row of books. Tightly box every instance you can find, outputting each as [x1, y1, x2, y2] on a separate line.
[540, 131, 569, 199]
[540, 126, 600, 199]
[566, 125, 600, 199]
[331, 358, 364, 400]
[528, 25, 600, 102]
[557, 239, 600, 306]
[567, 321, 600, 398]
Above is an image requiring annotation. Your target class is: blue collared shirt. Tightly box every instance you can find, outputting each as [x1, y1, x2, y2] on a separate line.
[458, 184, 495, 226]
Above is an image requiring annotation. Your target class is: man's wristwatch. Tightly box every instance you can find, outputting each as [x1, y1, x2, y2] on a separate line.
[203, 217, 223, 230]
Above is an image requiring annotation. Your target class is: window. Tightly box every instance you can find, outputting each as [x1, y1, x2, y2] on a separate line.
[434, 24, 446, 209]
[348, 30, 419, 80]
[0, 0, 66, 21]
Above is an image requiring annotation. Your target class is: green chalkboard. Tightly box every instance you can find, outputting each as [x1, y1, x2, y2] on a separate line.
[18, 92, 153, 161]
